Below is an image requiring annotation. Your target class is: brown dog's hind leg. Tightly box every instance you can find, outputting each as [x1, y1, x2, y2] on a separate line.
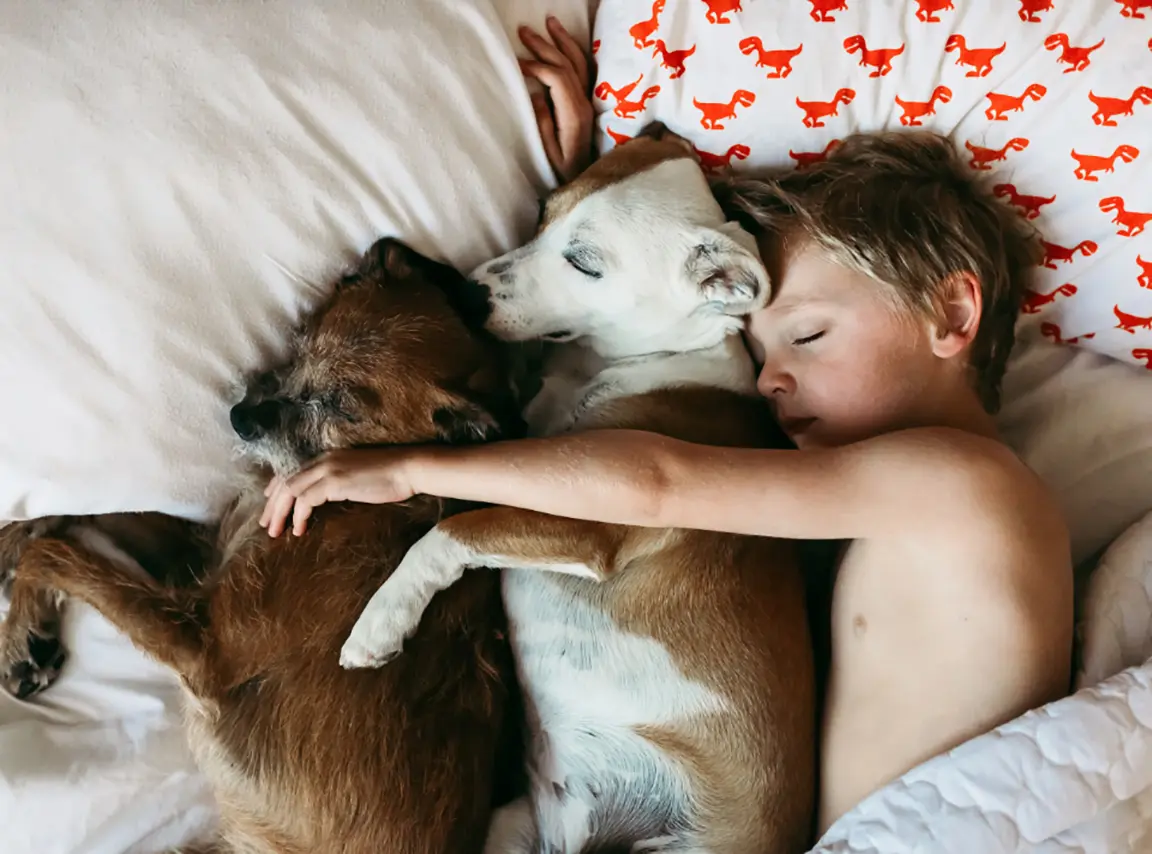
[0, 518, 68, 699]
[0, 575, 66, 700]
[19, 538, 208, 689]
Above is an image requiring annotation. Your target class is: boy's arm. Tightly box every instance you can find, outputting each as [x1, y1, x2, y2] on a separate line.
[403, 427, 1009, 541]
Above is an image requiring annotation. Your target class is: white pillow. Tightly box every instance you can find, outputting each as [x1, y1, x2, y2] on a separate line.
[998, 330, 1152, 567]
[0, 0, 589, 523]
[592, 0, 1152, 366]
[1076, 509, 1152, 689]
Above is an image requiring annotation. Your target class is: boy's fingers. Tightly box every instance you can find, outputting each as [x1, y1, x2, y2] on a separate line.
[518, 25, 568, 69]
[522, 62, 577, 108]
[272, 488, 298, 538]
[536, 71, 590, 156]
[260, 482, 283, 530]
[285, 461, 331, 497]
[546, 16, 590, 90]
[530, 92, 564, 174]
[292, 494, 319, 538]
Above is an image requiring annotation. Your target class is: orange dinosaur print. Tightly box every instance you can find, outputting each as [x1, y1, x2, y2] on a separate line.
[1114, 304, 1152, 333]
[842, 36, 905, 77]
[693, 90, 756, 130]
[1072, 145, 1140, 181]
[790, 139, 841, 168]
[914, 0, 955, 22]
[630, 0, 665, 49]
[985, 84, 1047, 120]
[739, 38, 804, 78]
[1137, 254, 1152, 288]
[1134, 348, 1152, 369]
[944, 35, 1006, 78]
[1041, 322, 1095, 345]
[995, 183, 1056, 220]
[1018, 0, 1054, 21]
[797, 88, 856, 128]
[605, 126, 633, 146]
[965, 138, 1029, 170]
[1100, 196, 1152, 236]
[653, 40, 696, 79]
[702, 0, 743, 24]
[1040, 239, 1098, 269]
[1133, 254, 1152, 288]
[810, 0, 849, 21]
[1045, 34, 1105, 73]
[595, 74, 662, 119]
[1089, 87, 1152, 126]
[895, 86, 951, 126]
[1116, 0, 1152, 17]
[693, 143, 751, 172]
[1022, 284, 1077, 314]
[592, 39, 601, 55]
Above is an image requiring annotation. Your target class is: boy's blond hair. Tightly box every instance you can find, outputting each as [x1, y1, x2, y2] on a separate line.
[714, 131, 1041, 413]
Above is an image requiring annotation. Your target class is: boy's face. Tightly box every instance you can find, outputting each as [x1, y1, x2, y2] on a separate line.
[745, 236, 941, 449]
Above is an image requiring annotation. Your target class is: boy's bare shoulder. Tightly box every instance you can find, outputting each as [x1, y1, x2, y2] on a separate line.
[848, 426, 1067, 546]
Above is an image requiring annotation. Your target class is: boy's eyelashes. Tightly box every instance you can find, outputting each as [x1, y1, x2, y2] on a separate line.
[792, 330, 826, 346]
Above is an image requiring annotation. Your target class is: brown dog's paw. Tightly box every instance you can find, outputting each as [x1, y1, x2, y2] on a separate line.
[1, 626, 66, 700]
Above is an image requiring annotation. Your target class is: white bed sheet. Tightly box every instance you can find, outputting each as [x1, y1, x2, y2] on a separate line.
[0, 602, 213, 853]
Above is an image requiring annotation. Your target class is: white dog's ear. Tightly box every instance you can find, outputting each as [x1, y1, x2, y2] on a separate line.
[687, 222, 771, 315]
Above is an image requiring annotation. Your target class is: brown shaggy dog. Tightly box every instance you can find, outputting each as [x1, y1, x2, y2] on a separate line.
[15, 238, 522, 853]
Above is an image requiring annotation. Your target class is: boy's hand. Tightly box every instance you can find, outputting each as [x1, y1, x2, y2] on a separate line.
[260, 448, 418, 538]
[520, 16, 595, 183]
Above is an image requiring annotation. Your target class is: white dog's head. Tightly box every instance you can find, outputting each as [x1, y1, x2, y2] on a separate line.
[468, 127, 770, 359]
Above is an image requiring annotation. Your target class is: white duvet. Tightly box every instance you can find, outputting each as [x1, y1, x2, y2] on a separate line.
[4, 1, 1152, 852]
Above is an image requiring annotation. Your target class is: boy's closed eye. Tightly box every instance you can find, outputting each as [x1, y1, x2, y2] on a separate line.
[792, 331, 825, 346]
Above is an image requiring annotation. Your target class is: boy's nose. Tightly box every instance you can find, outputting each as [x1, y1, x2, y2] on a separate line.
[756, 364, 795, 398]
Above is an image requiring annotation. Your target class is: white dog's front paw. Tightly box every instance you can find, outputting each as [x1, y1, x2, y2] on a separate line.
[339, 584, 426, 669]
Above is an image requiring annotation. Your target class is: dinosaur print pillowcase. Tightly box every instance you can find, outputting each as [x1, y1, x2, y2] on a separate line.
[591, 0, 1152, 369]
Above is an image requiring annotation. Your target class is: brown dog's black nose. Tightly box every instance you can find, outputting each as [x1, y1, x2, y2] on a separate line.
[230, 400, 282, 441]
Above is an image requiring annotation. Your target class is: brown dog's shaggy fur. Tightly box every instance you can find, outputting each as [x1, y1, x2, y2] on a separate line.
[15, 239, 522, 853]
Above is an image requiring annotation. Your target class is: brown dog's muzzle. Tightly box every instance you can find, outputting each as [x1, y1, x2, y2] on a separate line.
[230, 400, 283, 441]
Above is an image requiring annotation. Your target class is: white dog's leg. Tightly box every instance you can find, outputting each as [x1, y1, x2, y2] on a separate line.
[340, 524, 602, 669]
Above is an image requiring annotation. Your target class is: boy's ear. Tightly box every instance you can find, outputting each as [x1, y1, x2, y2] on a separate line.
[931, 271, 982, 359]
[688, 222, 771, 315]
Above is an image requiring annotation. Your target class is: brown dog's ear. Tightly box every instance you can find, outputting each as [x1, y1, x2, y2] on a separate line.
[361, 237, 463, 286]
[362, 237, 417, 278]
[432, 399, 503, 445]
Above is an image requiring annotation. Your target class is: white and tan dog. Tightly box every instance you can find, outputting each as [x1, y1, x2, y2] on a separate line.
[341, 128, 815, 853]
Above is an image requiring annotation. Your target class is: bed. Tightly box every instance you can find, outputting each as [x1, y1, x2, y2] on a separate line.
[2, 1, 1152, 852]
